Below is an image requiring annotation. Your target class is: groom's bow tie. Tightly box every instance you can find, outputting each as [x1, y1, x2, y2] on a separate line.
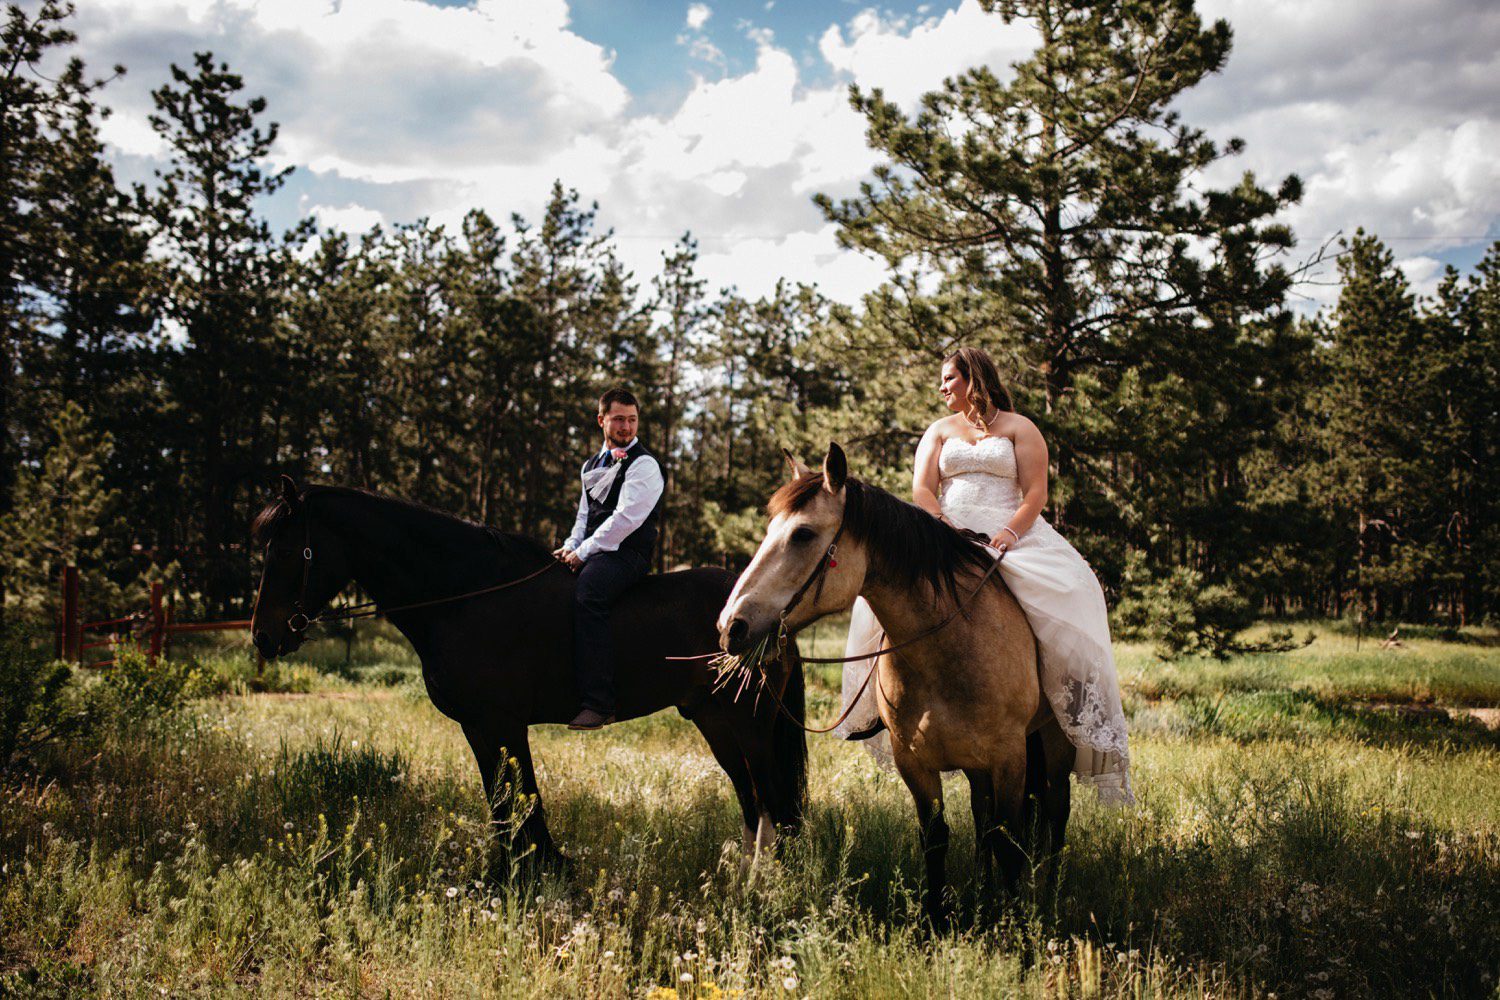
[585, 447, 631, 501]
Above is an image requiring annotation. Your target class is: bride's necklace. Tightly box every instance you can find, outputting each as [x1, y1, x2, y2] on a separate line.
[966, 405, 1002, 439]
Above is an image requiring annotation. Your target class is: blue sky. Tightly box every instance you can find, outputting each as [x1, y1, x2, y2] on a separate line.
[69, 0, 1500, 308]
[566, 0, 937, 110]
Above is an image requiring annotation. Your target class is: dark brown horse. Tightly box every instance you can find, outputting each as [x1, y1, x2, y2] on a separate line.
[249, 478, 806, 870]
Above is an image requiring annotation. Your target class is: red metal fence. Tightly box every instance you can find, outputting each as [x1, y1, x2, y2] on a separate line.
[55, 565, 260, 670]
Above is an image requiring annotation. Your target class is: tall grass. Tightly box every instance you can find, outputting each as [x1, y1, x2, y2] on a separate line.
[2, 622, 1497, 996]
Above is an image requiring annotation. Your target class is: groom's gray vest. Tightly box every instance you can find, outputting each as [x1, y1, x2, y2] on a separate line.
[582, 440, 662, 560]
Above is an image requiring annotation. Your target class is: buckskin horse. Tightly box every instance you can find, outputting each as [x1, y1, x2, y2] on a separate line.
[249, 477, 806, 870]
[717, 445, 1072, 925]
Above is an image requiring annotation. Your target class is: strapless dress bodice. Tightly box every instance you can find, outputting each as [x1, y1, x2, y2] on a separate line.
[939, 435, 1024, 537]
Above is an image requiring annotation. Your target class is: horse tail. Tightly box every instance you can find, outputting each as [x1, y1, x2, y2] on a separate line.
[1023, 727, 1048, 837]
[772, 646, 809, 834]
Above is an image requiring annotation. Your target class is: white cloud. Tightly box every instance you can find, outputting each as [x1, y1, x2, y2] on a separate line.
[309, 202, 385, 235]
[80, 0, 627, 183]
[1182, 0, 1500, 300]
[1397, 255, 1445, 302]
[599, 39, 880, 297]
[68, 0, 1500, 312]
[683, 34, 727, 69]
[818, 0, 1036, 108]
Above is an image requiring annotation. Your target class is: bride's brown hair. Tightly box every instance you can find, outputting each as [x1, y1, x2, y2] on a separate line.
[945, 347, 1014, 422]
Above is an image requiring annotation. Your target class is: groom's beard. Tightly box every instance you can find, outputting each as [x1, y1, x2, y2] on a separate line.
[605, 432, 634, 449]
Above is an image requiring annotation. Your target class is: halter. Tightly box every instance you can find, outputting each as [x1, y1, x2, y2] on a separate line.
[286, 517, 315, 635]
[775, 517, 847, 642]
[697, 493, 1010, 736]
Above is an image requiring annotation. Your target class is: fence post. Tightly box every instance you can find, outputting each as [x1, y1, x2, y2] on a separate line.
[148, 582, 165, 665]
[61, 565, 81, 663]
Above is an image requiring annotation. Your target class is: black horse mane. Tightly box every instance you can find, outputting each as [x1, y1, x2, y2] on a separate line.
[767, 474, 993, 601]
[251, 485, 551, 567]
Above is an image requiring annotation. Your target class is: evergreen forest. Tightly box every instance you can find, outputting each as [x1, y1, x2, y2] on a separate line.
[4, 0, 1496, 648]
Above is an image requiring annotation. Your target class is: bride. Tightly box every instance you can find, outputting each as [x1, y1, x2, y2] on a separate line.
[834, 347, 1133, 805]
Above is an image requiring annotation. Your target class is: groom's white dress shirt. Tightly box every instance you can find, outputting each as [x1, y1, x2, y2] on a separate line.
[563, 437, 664, 563]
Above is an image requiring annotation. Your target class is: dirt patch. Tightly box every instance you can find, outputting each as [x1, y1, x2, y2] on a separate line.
[1462, 707, 1500, 729]
[1358, 700, 1500, 729]
[251, 690, 398, 702]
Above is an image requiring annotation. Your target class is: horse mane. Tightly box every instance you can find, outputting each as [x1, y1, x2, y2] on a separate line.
[767, 474, 993, 600]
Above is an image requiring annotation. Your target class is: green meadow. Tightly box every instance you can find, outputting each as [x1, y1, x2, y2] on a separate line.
[2, 621, 1497, 998]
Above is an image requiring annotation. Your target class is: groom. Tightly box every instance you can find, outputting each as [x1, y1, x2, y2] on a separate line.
[553, 387, 665, 730]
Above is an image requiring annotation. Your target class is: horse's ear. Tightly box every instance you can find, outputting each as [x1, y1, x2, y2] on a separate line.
[822, 442, 848, 494]
[782, 448, 813, 481]
[278, 474, 299, 505]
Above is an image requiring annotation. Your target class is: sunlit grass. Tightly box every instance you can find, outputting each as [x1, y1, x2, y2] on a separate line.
[2, 620, 1497, 996]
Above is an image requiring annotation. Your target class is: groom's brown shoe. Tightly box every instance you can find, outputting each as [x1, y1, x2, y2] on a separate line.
[844, 718, 886, 741]
[567, 707, 616, 730]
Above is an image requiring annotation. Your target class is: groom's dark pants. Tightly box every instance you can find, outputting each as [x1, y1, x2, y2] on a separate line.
[573, 548, 650, 715]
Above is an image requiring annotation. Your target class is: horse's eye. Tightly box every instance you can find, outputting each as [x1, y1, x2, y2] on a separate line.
[790, 526, 817, 545]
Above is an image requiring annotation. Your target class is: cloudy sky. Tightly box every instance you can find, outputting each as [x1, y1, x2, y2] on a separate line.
[72, 0, 1500, 310]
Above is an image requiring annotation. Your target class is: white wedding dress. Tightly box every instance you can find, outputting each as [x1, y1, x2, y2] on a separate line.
[834, 434, 1134, 805]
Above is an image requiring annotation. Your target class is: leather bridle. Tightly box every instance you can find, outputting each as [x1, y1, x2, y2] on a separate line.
[773, 518, 847, 644]
[285, 517, 316, 636]
[705, 500, 1010, 736]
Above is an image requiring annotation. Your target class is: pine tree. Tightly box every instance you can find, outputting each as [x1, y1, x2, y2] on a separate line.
[143, 52, 291, 615]
[650, 235, 708, 567]
[1312, 231, 1428, 622]
[0, 1, 120, 616]
[1428, 243, 1500, 623]
[507, 183, 625, 543]
[0, 401, 121, 619]
[26, 77, 161, 564]
[448, 209, 542, 525]
[812, 0, 1302, 601]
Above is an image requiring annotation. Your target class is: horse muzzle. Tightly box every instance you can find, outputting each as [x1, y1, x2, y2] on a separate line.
[720, 616, 753, 654]
[252, 627, 302, 660]
[718, 607, 782, 655]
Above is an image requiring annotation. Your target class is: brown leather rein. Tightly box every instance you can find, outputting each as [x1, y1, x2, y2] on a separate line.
[279, 504, 1008, 739]
[672, 510, 1009, 735]
[771, 547, 1007, 734]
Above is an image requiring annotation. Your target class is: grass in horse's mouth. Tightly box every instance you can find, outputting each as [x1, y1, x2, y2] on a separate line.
[709, 632, 776, 699]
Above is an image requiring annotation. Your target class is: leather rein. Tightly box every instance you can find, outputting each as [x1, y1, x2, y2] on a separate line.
[687, 507, 1009, 735]
[280, 515, 562, 637]
[277, 501, 1008, 740]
